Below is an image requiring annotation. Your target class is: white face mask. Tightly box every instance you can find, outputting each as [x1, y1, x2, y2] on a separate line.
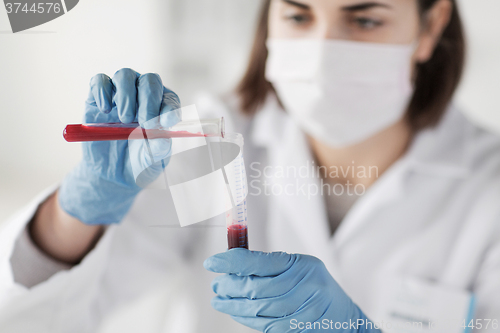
[265, 39, 415, 147]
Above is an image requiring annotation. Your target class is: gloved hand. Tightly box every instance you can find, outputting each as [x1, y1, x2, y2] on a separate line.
[59, 68, 181, 225]
[204, 249, 381, 333]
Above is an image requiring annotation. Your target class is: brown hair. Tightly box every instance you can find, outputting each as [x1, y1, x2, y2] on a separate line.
[236, 0, 465, 132]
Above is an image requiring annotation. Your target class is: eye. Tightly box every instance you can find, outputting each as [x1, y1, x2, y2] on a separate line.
[284, 14, 312, 25]
[352, 17, 383, 30]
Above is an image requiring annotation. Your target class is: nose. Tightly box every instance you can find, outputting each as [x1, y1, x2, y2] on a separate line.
[311, 14, 343, 40]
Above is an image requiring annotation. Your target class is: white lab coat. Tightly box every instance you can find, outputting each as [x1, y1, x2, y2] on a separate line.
[0, 93, 500, 333]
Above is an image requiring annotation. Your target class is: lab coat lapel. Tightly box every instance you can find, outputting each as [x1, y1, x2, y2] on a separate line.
[252, 99, 338, 276]
[270, 124, 331, 252]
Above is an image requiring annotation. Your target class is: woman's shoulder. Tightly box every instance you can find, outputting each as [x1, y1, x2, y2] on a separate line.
[455, 108, 500, 174]
[449, 107, 500, 205]
[411, 105, 500, 178]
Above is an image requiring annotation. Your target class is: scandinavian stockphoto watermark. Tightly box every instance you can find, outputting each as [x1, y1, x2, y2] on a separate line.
[248, 161, 379, 199]
[3, 0, 79, 33]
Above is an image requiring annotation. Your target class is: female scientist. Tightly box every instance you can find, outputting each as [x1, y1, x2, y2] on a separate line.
[1, 0, 500, 332]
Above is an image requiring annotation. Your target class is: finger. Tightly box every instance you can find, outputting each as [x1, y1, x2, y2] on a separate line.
[112, 68, 140, 123]
[89, 74, 114, 113]
[137, 73, 164, 129]
[211, 294, 304, 318]
[159, 88, 182, 128]
[142, 87, 180, 163]
[211, 265, 305, 299]
[204, 249, 296, 276]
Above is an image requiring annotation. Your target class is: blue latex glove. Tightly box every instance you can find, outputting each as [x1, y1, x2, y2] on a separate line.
[59, 68, 181, 224]
[204, 249, 381, 333]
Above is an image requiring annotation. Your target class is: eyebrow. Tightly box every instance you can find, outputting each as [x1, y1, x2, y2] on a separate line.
[282, 0, 310, 10]
[341, 2, 391, 11]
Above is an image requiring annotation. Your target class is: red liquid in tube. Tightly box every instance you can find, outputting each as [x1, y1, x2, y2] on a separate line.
[227, 225, 248, 249]
[63, 124, 210, 142]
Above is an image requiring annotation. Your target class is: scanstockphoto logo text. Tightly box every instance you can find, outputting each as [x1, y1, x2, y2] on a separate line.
[3, 0, 79, 33]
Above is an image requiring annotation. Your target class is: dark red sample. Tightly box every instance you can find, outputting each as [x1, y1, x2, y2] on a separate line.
[227, 224, 248, 250]
[63, 123, 209, 142]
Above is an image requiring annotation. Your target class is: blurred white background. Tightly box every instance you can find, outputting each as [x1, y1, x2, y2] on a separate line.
[0, 0, 499, 223]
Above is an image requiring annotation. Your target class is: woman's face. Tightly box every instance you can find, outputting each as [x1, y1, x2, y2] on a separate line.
[268, 0, 452, 63]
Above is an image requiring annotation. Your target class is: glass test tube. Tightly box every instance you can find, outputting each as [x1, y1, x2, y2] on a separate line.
[63, 118, 225, 142]
[223, 133, 248, 249]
